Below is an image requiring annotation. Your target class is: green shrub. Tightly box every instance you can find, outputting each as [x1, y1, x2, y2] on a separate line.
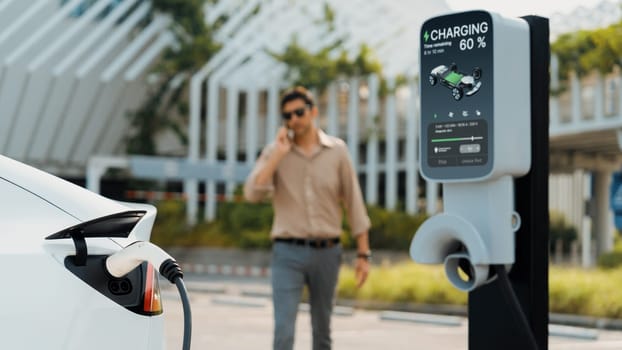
[150, 200, 428, 250]
[217, 201, 273, 233]
[338, 263, 467, 305]
[597, 235, 622, 268]
[150, 200, 191, 246]
[367, 205, 428, 251]
[216, 202, 273, 249]
[549, 266, 622, 318]
[151, 202, 586, 257]
[339, 263, 622, 319]
[150, 200, 237, 248]
[549, 210, 578, 253]
[598, 251, 622, 269]
[238, 230, 273, 249]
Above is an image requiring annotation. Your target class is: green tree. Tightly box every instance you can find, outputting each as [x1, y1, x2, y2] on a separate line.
[552, 21, 622, 81]
[270, 38, 383, 92]
[126, 0, 221, 155]
[268, 3, 383, 91]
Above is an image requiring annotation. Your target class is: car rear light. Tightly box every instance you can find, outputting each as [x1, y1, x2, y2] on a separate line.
[143, 262, 163, 315]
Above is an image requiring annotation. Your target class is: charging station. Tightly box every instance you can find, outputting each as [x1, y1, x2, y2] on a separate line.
[410, 11, 549, 349]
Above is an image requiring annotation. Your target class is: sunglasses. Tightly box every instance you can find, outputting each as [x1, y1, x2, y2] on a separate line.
[282, 107, 308, 120]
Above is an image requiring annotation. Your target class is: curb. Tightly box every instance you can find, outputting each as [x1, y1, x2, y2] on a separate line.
[380, 310, 463, 327]
[550, 312, 622, 331]
[549, 324, 599, 340]
[211, 296, 268, 308]
[178, 263, 622, 333]
[181, 263, 270, 278]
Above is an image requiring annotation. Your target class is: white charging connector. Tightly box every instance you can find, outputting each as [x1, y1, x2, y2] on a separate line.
[106, 241, 184, 284]
[106, 241, 173, 277]
[106, 241, 191, 350]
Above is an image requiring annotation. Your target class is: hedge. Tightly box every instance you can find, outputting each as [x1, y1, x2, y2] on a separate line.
[150, 200, 428, 250]
[339, 263, 622, 319]
[151, 200, 577, 253]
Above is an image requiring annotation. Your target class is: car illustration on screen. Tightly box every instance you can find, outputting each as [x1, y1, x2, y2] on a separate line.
[429, 63, 482, 101]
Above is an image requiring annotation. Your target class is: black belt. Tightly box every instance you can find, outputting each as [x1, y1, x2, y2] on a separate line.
[274, 237, 340, 248]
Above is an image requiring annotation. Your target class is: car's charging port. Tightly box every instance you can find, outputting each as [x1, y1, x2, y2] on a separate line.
[106, 241, 191, 350]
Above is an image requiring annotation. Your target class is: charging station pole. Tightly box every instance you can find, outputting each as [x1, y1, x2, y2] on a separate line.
[469, 16, 549, 350]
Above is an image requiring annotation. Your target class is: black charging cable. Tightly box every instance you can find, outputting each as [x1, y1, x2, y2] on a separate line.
[161, 259, 192, 350]
[493, 264, 538, 350]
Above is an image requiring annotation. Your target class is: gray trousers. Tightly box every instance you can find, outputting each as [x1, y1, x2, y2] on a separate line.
[271, 241, 342, 350]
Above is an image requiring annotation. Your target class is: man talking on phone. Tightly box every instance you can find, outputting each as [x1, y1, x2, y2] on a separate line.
[244, 86, 371, 350]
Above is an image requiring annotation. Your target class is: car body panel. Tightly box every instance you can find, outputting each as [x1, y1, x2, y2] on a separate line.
[0, 155, 165, 349]
[0, 177, 79, 244]
[0, 155, 129, 222]
[116, 201, 157, 242]
[1, 155, 156, 243]
[0, 251, 164, 349]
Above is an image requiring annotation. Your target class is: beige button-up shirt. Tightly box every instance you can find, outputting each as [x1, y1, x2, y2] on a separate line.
[244, 130, 371, 239]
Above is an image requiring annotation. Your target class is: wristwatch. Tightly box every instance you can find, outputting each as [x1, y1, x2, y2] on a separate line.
[357, 250, 372, 261]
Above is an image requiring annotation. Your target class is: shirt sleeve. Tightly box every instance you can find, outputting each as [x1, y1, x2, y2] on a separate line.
[243, 145, 276, 203]
[339, 146, 371, 236]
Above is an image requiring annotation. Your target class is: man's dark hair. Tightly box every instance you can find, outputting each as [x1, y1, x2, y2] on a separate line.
[280, 86, 315, 110]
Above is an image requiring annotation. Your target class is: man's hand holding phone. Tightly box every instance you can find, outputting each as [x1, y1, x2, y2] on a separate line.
[251, 126, 292, 187]
[274, 126, 293, 159]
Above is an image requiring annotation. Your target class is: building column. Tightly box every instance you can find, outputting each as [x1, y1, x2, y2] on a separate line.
[593, 170, 614, 255]
[426, 181, 438, 215]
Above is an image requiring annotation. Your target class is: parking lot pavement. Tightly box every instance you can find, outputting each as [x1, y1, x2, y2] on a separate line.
[161, 276, 622, 350]
[162, 291, 469, 350]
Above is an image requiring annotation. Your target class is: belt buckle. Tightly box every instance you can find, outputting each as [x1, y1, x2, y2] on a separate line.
[326, 238, 334, 248]
[312, 238, 320, 248]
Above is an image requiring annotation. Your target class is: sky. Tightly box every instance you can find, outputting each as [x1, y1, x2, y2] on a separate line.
[445, 0, 611, 18]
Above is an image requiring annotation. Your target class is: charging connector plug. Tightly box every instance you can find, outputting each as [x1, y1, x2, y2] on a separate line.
[160, 258, 183, 283]
[106, 241, 176, 280]
[106, 241, 192, 350]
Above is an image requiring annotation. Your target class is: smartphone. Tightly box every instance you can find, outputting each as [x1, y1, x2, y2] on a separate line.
[283, 122, 294, 140]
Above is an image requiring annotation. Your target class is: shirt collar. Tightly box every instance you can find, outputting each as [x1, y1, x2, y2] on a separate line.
[317, 129, 335, 148]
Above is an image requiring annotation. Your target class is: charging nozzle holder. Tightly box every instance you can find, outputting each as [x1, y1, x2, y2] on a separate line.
[410, 175, 517, 292]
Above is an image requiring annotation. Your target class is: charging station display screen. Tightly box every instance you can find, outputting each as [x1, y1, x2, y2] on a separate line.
[428, 119, 488, 167]
[420, 11, 493, 180]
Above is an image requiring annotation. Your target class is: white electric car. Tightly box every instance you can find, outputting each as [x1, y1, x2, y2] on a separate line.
[0, 155, 166, 349]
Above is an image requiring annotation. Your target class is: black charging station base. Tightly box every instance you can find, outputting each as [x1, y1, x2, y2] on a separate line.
[468, 16, 549, 350]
